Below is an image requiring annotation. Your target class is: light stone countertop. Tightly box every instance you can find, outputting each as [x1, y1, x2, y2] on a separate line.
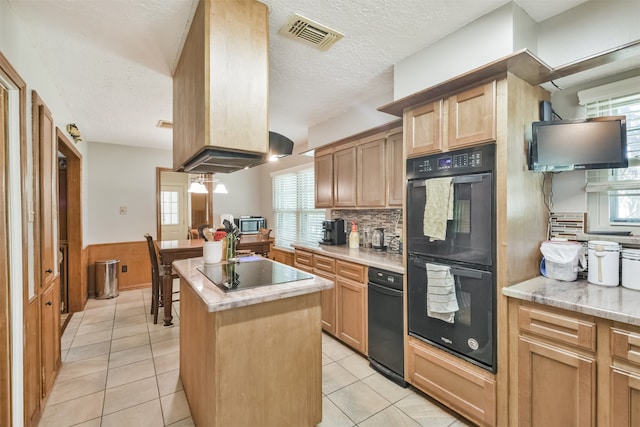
[172, 256, 334, 313]
[502, 276, 640, 326]
[291, 242, 405, 274]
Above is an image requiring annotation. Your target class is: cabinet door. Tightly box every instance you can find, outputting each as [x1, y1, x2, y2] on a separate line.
[314, 153, 333, 208]
[294, 250, 314, 272]
[336, 277, 366, 354]
[40, 279, 61, 398]
[404, 100, 443, 157]
[611, 368, 640, 426]
[448, 81, 495, 149]
[386, 130, 403, 207]
[518, 336, 595, 427]
[314, 270, 336, 336]
[357, 137, 386, 207]
[333, 146, 357, 207]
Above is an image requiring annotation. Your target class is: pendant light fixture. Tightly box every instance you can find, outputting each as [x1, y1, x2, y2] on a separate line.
[188, 175, 208, 193]
[213, 180, 228, 194]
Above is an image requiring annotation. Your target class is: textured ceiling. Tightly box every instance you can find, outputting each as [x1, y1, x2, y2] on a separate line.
[7, 0, 591, 151]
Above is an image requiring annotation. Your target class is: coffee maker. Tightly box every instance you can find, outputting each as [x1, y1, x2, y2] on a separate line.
[320, 219, 346, 245]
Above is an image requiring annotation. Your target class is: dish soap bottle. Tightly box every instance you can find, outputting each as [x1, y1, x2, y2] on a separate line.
[349, 220, 359, 249]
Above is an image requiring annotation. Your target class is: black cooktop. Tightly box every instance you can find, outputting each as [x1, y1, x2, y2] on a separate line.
[197, 257, 314, 293]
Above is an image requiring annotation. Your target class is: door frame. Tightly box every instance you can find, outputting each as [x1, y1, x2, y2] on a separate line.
[56, 128, 83, 312]
[0, 52, 28, 427]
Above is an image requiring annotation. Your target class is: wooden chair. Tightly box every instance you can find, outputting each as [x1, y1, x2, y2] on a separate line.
[144, 233, 179, 324]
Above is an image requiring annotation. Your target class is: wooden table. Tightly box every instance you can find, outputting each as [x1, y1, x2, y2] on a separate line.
[155, 235, 274, 326]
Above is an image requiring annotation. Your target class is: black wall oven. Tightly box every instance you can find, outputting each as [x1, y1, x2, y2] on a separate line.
[406, 144, 496, 372]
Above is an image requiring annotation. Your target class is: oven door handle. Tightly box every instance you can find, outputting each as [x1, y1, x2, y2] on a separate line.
[411, 258, 484, 279]
[409, 174, 485, 188]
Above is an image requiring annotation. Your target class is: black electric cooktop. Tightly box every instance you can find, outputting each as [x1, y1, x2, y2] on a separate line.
[197, 257, 314, 293]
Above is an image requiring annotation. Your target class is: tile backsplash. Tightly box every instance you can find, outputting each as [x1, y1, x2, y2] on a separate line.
[331, 209, 403, 252]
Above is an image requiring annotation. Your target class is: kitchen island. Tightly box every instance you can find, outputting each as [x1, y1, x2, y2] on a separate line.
[172, 256, 333, 427]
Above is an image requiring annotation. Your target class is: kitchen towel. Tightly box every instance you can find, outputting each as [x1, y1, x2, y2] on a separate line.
[423, 177, 454, 241]
[426, 263, 459, 323]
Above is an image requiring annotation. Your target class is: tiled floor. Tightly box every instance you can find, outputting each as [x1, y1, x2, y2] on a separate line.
[41, 287, 473, 427]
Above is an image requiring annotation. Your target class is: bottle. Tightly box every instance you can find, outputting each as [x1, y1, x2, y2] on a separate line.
[349, 220, 359, 249]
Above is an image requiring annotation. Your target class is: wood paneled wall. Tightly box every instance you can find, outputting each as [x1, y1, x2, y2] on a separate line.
[86, 241, 151, 295]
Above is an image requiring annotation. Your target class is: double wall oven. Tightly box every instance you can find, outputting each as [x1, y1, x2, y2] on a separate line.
[406, 143, 496, 372]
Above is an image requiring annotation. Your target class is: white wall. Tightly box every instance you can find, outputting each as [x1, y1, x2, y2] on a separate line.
[210, 166, 263, 226]
[86, 142, 171, 244]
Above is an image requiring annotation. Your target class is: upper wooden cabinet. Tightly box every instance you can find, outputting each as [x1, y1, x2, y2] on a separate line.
[404, 99, 443, 157]
[386, 129, 403, 207]
[172, 0, 269, 170]
[448, 81, 496, 150]
[333, 146, 357, 207]
[314, 148, 334, 208]
[357, 136, 386, 207]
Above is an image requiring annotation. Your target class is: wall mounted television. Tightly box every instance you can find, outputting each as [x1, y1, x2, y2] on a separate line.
[528, 116, 628, 172]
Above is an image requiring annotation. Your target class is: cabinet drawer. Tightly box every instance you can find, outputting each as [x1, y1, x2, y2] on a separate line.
[518, 305, 596, 352]
[336, 261, 366, 283]
[294, 250, 314, 270]
[611, 328, 640, 367]
[314, 254, 335, 274]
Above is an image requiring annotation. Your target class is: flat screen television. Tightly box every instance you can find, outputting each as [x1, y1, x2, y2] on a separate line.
[529, 116, 628, 172]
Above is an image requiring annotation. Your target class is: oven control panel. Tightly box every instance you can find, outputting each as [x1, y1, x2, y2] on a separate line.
[407, 144, 495, 179]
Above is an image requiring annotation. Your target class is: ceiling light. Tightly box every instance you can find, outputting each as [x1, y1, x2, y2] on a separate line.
[213, 181, 228, 194]
[188, 175, 208, 193]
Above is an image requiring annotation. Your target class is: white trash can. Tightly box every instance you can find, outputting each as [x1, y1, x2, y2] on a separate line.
[540, 240, 586, 282]
[95, 259, 120, 299]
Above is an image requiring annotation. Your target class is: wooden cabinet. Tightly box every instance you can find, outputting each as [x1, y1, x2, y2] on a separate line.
[314, 149, 333, 208]
[335, 261, 367, 354]
[448, 81, 496, 150]
[294, 249, 314, 272]
[313, 254, 336, 335]
[172, 0, 268, 170]
[333, 146, 357, 207]
[40, 280, 61, 396]
[386, 129, 403, 207]
[610, 327, 640, 426]
[407, 337, 496, 426]
[404, 99, 443, 157]
[269, 248, 294, 266]
[357, 136, 386, 207]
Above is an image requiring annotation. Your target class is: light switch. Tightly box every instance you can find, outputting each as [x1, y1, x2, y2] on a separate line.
[119, 206, 127, 215]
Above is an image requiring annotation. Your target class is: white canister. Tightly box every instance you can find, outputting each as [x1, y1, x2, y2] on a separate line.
[622, 248, 640, 290]
[203, 241, 223, 264]
[587, 240, 620, 287]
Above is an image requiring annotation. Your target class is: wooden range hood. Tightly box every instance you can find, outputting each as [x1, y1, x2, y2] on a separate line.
[172, 0, 270, 174]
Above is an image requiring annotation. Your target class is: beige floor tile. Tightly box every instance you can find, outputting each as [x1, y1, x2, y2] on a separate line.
[322, 352, 333, 366]
[394, 393, 458, 427]
[336, 353, 376, 379]
[108, 344, 152, 369]
[56, 354, 109, 382]
[110, 332, 150, 353]
[60, 334, 74, 351]
[322, 362, 359, 395]
[70, 329, 112, 349]
[81, 307, 116, 324]
[75, 319, 114, 337]
[39, 391, 104, 427]
[149, 325, 180, 343]
[84, 298, 117, 310]
[362, 374, 412, 403]
[167, 416, 195, 426]
[316, 396, 354, 427]
[65, 341, 111, 362]
[323, 339, 358, 361]
[115, 304, 147, 319]
[359, 405, 421, 426]
[113, 313, 147, 328]
[157, 369, 183, 397]
[160, 390, 192, 425]
[111, 322, 149, 339]
[449, 419, 474, 426]
[154, 350, 180, 374]
[71, 418, 102, 427]
[327, 381, 391, 424]
[103, 376, 159, 415]
[46, 371, 107, 406]
[101, 399, 164, 427]
[106, 358, 156, 389]
[151, 337, 180, 357]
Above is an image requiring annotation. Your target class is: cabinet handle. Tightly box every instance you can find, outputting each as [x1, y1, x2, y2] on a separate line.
[45, 268, 53, 273]
[45, 301, 52, 306]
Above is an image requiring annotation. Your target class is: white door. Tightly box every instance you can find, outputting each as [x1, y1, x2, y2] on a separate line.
[160, 184, 188, 240]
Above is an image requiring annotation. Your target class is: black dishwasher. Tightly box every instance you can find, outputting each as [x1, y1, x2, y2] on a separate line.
[368, 267, 406, 387]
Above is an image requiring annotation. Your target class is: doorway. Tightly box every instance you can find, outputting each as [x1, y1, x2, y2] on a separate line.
[56, 128, 83, 314]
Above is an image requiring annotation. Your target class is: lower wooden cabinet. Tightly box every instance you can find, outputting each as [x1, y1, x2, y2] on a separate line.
[336, 276, 367, 354]
[611, 367, 640, 426]
[406, 337, 496, 426]
[315, 270, 336, 336]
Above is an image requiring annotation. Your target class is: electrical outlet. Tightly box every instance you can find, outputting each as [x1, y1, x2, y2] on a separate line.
[122, 265, 127, 273]
[395, 229, 402, 239]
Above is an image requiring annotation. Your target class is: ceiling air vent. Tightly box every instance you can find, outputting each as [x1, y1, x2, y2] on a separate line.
[279, 13, 344, 51]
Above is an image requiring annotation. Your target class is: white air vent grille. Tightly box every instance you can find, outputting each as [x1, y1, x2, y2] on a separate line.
[156, 120, 173, 129]
[279, 13, 344, 51]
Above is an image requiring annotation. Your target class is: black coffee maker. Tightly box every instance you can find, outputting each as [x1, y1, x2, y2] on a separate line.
[320, 219, 346, 245]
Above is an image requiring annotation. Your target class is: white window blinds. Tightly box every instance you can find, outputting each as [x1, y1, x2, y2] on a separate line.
[272, 167, 325, 248]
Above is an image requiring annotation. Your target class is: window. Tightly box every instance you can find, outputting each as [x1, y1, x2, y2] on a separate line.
[160, 191, 179, 225]
[582, 76, 640, 227]
[272, 165, 325, 248]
